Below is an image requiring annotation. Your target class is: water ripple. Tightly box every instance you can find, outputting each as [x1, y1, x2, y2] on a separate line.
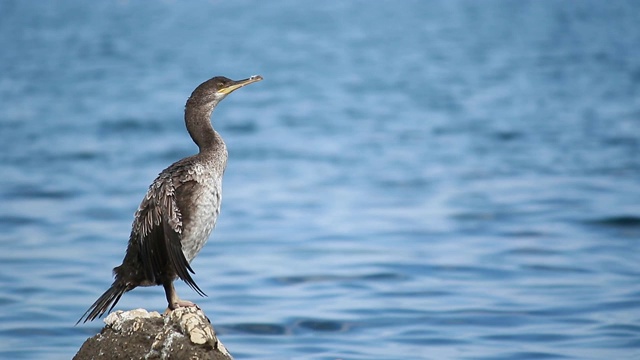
[1, 1, 639, 359]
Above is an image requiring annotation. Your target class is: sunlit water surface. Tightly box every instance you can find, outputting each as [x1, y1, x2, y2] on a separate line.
[1, 1, 639, 359]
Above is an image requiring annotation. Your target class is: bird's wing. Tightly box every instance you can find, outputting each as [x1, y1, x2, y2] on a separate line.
[134, 183, 166, 284]
[134, 176, 205, 296]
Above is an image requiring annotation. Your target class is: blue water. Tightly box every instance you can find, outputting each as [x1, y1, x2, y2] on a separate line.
[1, 1, 639, 359]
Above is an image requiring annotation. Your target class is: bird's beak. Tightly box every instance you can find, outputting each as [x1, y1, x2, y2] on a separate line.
[217, 75, 263, 95]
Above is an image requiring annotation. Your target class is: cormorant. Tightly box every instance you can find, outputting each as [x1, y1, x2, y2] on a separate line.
[78, 75, 263, 323]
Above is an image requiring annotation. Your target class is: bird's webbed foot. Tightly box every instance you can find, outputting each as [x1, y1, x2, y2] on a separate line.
[163, 281, 201, 314]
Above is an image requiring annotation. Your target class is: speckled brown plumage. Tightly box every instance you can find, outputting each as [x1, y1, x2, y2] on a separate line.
[78, 75, 262, 323]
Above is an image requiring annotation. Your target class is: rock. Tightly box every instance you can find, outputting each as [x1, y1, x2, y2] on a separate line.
[74, 307, 233, 360]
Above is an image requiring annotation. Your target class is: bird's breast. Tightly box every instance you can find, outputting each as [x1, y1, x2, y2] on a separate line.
[180, 175, 223, 263]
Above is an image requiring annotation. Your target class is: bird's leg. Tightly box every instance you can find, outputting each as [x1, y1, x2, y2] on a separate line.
[163, 280, 198, 314]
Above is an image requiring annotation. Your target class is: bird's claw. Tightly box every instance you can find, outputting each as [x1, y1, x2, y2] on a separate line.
[164, 300, 200, 315]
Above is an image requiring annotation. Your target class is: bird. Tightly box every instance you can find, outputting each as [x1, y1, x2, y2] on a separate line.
[78, 75, 263, 323]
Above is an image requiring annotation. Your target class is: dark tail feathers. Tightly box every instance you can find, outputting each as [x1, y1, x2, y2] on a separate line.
[76, 281, 128, 324]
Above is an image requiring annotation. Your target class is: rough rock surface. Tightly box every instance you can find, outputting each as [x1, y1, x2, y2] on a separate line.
[74, 307, 233, 360]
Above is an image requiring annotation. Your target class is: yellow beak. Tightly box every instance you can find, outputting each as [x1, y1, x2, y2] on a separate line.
[217, 75, 263, 95]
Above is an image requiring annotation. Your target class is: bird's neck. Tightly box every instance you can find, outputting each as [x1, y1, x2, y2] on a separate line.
[184, 100, 220, 152]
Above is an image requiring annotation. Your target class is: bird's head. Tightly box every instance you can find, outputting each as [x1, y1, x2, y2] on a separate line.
[188, 75, 263, 106]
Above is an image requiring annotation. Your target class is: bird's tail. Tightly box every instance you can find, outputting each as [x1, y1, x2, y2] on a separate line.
[77, 280, 129, 325]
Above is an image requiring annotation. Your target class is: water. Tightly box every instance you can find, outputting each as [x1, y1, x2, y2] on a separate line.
[1, 0, 639, 359]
